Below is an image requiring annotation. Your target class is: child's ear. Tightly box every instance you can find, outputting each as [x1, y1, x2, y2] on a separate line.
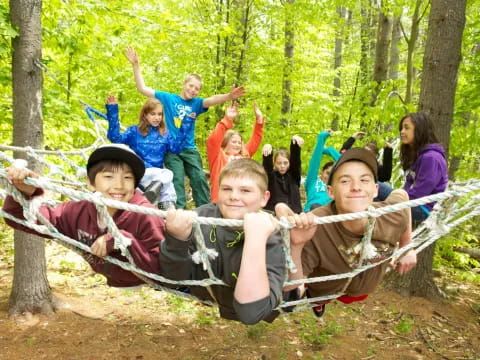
[261, 190, 270, 207]
[86, 177, 96, 192]
[327, 185, 335, 200]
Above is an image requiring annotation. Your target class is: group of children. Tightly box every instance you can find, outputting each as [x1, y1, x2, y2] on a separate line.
[2, 47, 449, 325]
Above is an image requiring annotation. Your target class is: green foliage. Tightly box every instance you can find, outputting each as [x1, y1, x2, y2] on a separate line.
[245, 322, 268, 340]
[435, 220, 480, 282]
[0, 0, 472, 168]
[367, 344, 376, 356]
[57, 260, 78, 274]
[394, 316, 414, 334]
[195, 311, 215, 325]
[299, 317, 342, 347]
[164, 293, 199, 315]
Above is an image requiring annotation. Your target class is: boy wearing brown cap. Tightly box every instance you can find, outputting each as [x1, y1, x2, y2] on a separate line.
[276, 148, 417, 317]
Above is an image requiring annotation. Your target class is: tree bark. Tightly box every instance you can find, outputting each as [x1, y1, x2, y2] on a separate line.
[280, 0, 295, 127]
[331, 6, 347, 131]
[404, 0, 428, 104]
[359, 0, 373, 86]
[388, 16, 401, 81]
[215, 0, 231, 121]
[9, 0, 54, 315]
[454, 247, 480, 261]
[370, 6, 392, 106]
[385, 0, 467, 299]
[234, 0, 252, 85]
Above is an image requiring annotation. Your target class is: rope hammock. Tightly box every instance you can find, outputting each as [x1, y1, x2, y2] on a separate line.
[1, 144, 480, 314]
[1, 59, 479, 315]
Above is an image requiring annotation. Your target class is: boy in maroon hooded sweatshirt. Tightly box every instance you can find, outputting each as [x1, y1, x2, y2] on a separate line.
[3, 144, 165, 287]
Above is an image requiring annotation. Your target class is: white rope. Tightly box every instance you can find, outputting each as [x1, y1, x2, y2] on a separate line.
[2, 148, 480, 311]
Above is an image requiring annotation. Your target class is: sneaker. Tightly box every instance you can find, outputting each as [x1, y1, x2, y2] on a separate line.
[158, 201, 176, 210]
[306, 288, 326, 318]
[143, 181, 163, 206]
[312, 304, 326, 318]
[282, 287, 302, 313]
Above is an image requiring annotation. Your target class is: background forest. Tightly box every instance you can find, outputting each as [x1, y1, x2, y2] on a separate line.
[0, 0, 479, 181]
[0, 2, 479, 358]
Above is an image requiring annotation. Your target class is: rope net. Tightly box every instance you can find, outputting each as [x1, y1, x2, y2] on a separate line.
[2, 143, 480, 314]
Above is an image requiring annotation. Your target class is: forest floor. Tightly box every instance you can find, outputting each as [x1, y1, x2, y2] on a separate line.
[0, 226, 479, 360]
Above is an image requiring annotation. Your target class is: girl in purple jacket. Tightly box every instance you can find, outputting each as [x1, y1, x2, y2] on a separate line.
[399, 112, 448, 226]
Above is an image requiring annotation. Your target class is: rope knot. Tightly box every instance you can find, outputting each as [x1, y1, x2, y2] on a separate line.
[366, 205, 379, 218]
[278, 216, 295, 231]
[12, 159, 28, 169]
[192, 248, 219, 270]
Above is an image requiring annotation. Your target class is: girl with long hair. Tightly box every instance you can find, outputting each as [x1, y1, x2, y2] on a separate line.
[106, 95, 191, 209]
[206, 101, 265, 202]
[399, 112, 448, 225]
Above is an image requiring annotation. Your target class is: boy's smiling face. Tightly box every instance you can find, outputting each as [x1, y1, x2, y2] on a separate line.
[327, 161, 378, 214]
[88, 164, 136, 216]
[181, 78, 202, 100]
[217, 175, 269, 220]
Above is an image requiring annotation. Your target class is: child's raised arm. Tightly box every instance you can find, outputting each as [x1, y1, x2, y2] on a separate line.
[106, 94, 118, 105]
[253, 101, 265, 125]
[225, 101, 240, 122]
[243, 101, 265, 157]
[125, 46, 155, 98]
[202, 85, 245, 108]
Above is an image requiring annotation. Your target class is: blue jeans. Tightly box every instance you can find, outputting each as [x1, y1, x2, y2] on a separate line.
[375, 181, 393, 202]
[411, 205, 430, 228]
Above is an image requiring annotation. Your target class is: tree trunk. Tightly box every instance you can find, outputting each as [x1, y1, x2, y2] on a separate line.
[370, 6, 392, 106]
[280, 0, 295, 127]
[359, 0, 372, 86]
[9, 0, 54, 316]
[388, 16, 401, 81]
[405, 0, 427, 104]
[215, 0, 231, 120]
[331, 6, 347, 131]
[386, 0, 466, 299]
[234, 0, 251, 85]
[455, 247, 480, 261]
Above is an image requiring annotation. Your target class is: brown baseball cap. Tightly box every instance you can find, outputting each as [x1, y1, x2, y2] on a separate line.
[327, 147, 378, 185]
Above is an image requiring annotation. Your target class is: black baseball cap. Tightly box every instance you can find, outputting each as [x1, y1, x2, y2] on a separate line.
[87, 144, 145, 187]
[327, 147, 378, 185]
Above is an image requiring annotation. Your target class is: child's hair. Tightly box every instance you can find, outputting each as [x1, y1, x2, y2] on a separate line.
[322, 161, 334, 172]
[399, 112, 440, 170]
[87, 160, 133, 186]
[183, 74, 203, 87]
[221, 130, 249, 156]
[219, 158, 268, 193]
[138, 98, 166, 136]
[364, 142, 379, 157]
[274, 147, 290, 162]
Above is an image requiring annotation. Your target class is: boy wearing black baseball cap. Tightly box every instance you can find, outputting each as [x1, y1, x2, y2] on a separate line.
[276, 148, 417, 317]
[3, 144, 166, 287]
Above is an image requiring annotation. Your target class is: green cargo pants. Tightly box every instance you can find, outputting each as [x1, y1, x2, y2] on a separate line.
[164, 148, 210, 209]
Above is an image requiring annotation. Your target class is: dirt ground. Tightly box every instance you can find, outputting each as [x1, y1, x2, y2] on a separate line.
[0, 237, 479, 360]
